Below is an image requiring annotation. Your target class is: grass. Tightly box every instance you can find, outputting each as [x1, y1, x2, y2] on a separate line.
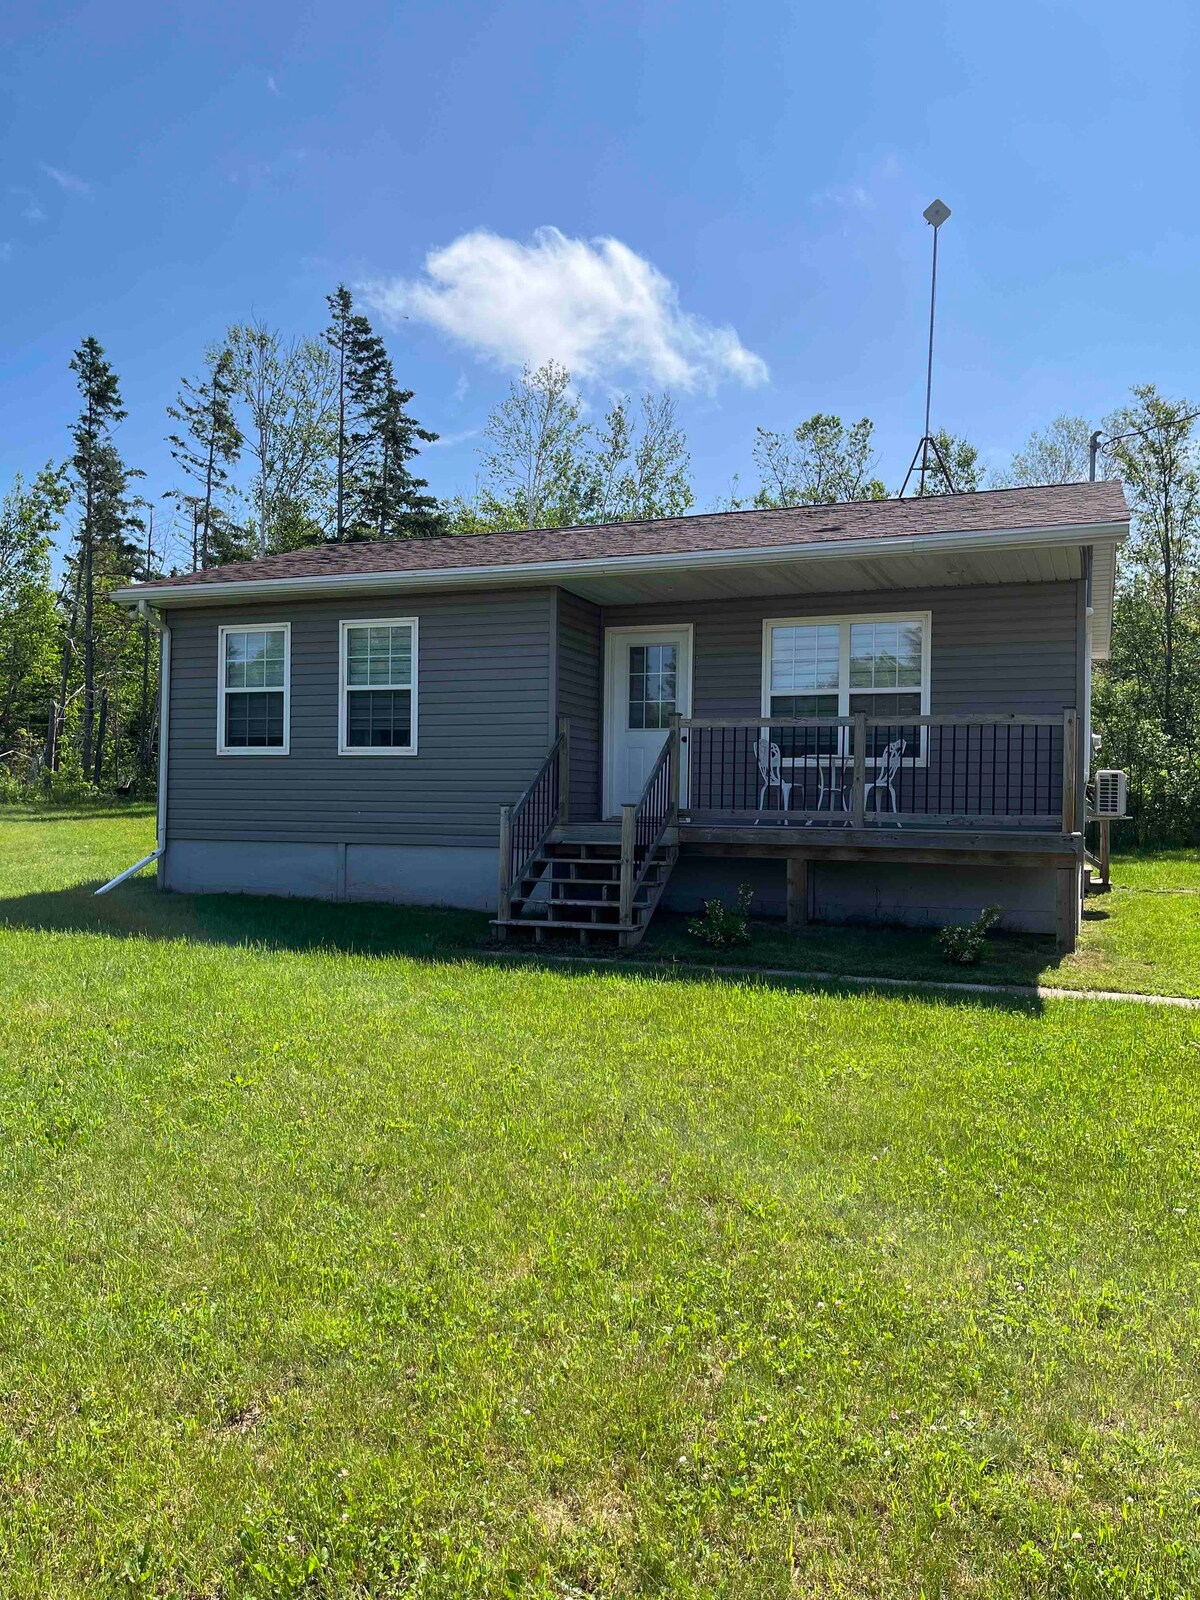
[2, 808, 1200, 1595]
[4, 807, 1198, 999]
[636, 860, 1200, 998]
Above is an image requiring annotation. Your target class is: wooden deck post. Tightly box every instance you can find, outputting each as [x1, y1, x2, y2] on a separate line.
[786, 856, 809, 929]
[1062, 709, 1078, 834]
[557, 714, 571, 825]
[619, 802, 636, 926]
[668, 713, 683, 817]
[1098, 817, 1111, 888]
[851, 713, 867, 828]
[1055, 864, 1078, 954]
[497, 804, 513, 930]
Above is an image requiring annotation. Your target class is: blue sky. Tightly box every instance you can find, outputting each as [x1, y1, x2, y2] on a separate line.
[4, 0, 1200, 529]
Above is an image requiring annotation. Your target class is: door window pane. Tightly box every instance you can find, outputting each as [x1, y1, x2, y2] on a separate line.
[628, 643, 678, 731]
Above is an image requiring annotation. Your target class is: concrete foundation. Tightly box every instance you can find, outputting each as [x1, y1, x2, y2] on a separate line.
[164, 840, 499, 911]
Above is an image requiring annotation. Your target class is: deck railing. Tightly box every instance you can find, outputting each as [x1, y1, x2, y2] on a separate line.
[497, 715, 570, 919]
[618, 718, 681, 924]
[681, 712, 1078, 832]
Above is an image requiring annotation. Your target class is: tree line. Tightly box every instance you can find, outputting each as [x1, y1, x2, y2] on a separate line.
[1, 294, 1196, 841]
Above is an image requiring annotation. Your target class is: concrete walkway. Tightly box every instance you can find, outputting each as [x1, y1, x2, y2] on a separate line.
[486, 950, 1200, 1008]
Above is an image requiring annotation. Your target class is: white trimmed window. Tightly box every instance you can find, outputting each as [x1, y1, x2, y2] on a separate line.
[763, 612, 931, 755]
[339, 619, 418, 754]
[218, 624, 290, 754]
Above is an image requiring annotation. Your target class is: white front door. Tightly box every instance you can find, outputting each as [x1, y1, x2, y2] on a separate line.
[603, 626, 693, 817]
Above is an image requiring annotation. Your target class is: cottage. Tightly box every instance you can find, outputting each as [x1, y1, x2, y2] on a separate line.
[113, 481, 1129, 952]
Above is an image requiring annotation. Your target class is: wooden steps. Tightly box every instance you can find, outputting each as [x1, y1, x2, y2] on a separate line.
[492, 831, 677, 949]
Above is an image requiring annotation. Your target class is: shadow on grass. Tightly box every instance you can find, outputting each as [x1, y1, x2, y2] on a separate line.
[0, 879, 1048, 1013]
[1, 801, 156, 824]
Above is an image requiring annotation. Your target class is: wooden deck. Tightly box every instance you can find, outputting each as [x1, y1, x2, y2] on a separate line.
[499, 714, 1087, 953]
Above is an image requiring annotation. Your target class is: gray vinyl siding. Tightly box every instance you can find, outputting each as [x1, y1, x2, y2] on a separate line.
[165, 588, 554, 846]
[600, 582, 1082, 719]
[555, 590, 603, 822]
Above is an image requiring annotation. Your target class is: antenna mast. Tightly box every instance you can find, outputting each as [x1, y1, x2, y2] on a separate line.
[900, 198, 954, 497]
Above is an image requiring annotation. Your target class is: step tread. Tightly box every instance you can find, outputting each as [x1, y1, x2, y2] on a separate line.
[534, 895, 651, 909]
[491, 918, 639, 933]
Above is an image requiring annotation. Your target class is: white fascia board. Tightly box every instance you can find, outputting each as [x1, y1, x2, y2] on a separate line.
[113, 520, 1129, 609]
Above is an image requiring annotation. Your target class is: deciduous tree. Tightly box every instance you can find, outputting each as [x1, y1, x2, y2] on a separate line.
[226, 321, 338, 553]
[752, 415, 888, 507]
[590, 392, 693, 523]
[992, 415, 1092, 487]
[167, 346, 247, 567]
[0, 467, 67, 758]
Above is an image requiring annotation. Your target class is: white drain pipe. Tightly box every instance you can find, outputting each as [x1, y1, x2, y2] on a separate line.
[95, 602, 171, 896]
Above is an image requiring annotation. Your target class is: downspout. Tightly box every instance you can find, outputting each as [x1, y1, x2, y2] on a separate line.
[1075, 547, 1093, 840]
[95, 603, 171, 895]
[1082, 546, 1094, 799]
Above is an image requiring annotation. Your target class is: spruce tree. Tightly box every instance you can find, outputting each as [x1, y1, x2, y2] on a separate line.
[167, 346, 246, 568]
[357, 375, 444, 539]
[324, 285, 442, 540]
[68, 338, 139, 777]
[324, 285, 371, 540]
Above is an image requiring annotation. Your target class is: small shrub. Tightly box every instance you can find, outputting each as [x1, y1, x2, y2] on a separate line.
[938, 904, 1002, 966]
[688, 884, 754, 949]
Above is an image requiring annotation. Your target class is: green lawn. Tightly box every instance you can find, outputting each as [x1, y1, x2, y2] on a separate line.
[637, 858, 1200, 998]
[2, 808, 1200, 1596]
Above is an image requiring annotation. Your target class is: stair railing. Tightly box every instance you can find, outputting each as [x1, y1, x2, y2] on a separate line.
[619, 715, 681, 925]
[498, 716, 570, 921]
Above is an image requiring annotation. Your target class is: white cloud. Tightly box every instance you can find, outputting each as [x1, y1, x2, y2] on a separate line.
[39, 163, 89, 195]
[0, 242, 12, 264]
[363, 226, 767, 392]
[266, 73, 280, 95]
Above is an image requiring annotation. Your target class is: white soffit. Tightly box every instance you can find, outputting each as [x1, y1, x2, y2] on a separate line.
[558, 541, 1086, 604]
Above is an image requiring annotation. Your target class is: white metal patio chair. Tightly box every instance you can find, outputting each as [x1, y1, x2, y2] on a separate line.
[753, 737, 792, 821]
[863, 737, 906, 816]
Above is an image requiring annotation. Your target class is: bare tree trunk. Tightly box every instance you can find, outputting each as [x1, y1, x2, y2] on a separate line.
[1161, 489, 1175, 734]
[46, 568, 82, 773]
[336, 333, 346, 540]
[92, 685, 107, 785]
[201, 397, 217, 570]
[139, 513, 153, 775]
[377, 434, 389, 541]
[81, 401, 97, 777]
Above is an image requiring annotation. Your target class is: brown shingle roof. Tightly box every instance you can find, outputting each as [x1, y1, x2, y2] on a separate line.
[133, 481, 1129, 594]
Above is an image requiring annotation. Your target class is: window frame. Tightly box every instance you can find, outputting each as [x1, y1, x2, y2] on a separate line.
[760, 610, 932, 763]
[216, 622, 291, 757]
[337, 616, 419, 757]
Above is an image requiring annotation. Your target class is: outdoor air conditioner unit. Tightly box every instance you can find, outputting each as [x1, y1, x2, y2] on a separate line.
[1093, 769, 1128, 820]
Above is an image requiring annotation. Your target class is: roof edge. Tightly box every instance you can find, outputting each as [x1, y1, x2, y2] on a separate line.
[114, 518, 1130, 609]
